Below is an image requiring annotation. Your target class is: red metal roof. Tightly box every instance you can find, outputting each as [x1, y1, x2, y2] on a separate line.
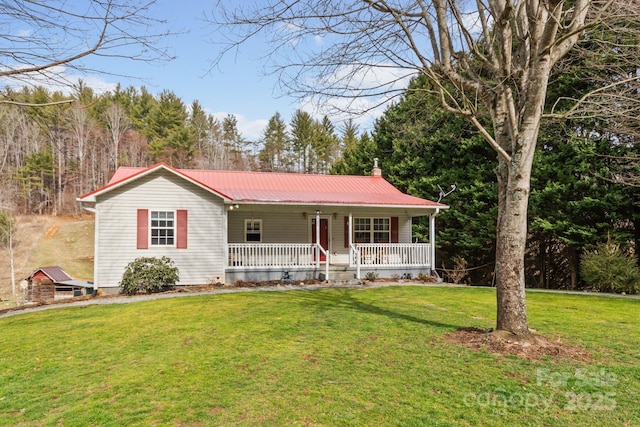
[80, 163, 447, 209]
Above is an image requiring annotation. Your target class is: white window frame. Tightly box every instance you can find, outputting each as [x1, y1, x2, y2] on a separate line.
[244, 219, 262, 242]
[150, 210, 176, 247]
[353, 217, 390, 244]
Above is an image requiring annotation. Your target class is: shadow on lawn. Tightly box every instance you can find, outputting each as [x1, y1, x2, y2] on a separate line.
[289, 289, 459, 330]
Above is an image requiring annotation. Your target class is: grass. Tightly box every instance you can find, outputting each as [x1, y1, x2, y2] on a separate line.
[28, 217, 94, 281]
[0, 215, 94, 304]
[0, 286, 638, 426]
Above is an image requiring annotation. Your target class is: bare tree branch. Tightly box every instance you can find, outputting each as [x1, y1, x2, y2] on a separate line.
[0, 0, 174, 87]
[0, 99, 74, 107]
[210, 0, 640, 337]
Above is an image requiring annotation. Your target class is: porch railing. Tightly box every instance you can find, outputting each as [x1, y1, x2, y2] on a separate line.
[227, 243, 329, 280]
[226, 242, 430, 281]
[349, 243, 431, 269]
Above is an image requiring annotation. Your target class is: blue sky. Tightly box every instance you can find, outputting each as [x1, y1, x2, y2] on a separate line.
[91, 0, 297, 140]
[1, 0, 387, 141]
[1, 0, 412, 140]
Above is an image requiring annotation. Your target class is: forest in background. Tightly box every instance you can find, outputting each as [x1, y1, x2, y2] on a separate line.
[1, 67, 638, 291]
[334, 72, 640, 290]
[0, 83, 356, 216]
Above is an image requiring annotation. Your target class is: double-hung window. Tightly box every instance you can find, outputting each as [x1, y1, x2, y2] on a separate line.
[373, 218, 390, 243]
[245, 219, 262, 242]
[354, 218, 371, 243]
[353, 217, 390, 243]
[137, 209, 187, 249]
[150, 211, 175, 246]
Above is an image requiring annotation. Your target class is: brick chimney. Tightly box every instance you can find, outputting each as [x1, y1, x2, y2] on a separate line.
[371, 158, 382, 177]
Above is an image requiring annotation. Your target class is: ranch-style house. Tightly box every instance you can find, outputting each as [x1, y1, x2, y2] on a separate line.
[78, 161, 447, 292]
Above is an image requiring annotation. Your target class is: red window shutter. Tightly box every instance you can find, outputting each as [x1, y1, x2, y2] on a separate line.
[177, 210, 188, 249]
[137, 209, 148, 249]
[391, 217, 399, 243]
[344, 216, 349, 248]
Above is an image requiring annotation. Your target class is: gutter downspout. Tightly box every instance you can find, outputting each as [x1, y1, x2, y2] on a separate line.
[77, 199, 96, 214]
[77, 199, 98, 292]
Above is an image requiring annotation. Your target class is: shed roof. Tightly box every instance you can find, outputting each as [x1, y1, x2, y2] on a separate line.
[79, 163, 448, 209]
[27, 266, 73, 283]
[27, 266, 93, 288]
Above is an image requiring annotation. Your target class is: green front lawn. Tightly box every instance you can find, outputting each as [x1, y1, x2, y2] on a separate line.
[0, 286, 638, 426]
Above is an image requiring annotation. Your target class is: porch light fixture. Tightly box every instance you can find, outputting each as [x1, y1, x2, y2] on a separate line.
[229, 204, 239, 210]
[315, 210, 321, 215]
[302, 212, 307, 219]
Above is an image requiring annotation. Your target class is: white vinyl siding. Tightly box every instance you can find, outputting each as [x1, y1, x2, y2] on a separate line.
[229, 210, 308, 244]
[228, 208, 414, 256]
[94, 169, 225, 288]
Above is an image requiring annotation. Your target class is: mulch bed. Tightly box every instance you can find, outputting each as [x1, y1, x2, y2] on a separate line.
[444, 327, 592, 361]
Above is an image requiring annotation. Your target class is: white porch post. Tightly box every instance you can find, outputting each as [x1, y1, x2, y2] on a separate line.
[349, 212, 360, 279]
[429, 212, 437, 270]
[223, 204, 229, 283]
[315, 209, 320, 271]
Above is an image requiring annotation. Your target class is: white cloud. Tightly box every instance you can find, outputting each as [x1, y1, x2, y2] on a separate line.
[0, 65, 270, 141]
[0, 65, 117, 96]
[300, 62, 415, 131]
[459, 10, 485, 37]
[280, 22, 302, 46]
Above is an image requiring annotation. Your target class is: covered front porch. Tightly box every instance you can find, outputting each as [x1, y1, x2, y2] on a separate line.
[226, 242, 432, 282]
[224, 207, 439, 283]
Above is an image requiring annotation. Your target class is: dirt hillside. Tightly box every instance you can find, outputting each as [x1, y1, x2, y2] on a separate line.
[0, 215, 94, 302]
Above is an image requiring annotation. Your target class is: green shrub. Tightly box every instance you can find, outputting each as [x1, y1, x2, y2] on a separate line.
[120, 256, 179, 295]
[365, 271, 379, 281]
[580, 242, 640, 294]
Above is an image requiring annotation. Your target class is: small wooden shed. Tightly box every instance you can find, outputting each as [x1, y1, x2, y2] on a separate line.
[26, 266, 93, 302]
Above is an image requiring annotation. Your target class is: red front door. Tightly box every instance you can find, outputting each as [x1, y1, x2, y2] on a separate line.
[312, 218, 329, 261]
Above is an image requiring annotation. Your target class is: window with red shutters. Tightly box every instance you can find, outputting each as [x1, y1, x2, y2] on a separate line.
[137, 209, 148, 249]
[391, 216, 399, 243]
[344, 216, 349, 248]
[176, 210, 188, 249]
[137, 209, 188, 249]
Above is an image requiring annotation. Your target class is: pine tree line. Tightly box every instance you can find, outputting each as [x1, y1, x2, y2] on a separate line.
[335, 75, 640, 290]
[0, 83, 361, 215]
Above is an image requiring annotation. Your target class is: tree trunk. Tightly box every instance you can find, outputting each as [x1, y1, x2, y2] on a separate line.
[566, 246, 579, 290]
[489, 32, 555, 337]
[634, 214, 640, 268]
[538, 237, 548, 289]
[495, 153, 534, 338]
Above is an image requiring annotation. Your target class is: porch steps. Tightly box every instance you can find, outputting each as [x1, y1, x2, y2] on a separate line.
[328, 268, 360, 285]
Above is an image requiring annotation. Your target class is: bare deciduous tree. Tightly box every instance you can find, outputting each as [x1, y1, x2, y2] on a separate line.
[0, 208, 17, 300]
[212, 0, 640, 338]
[0, 0, 173, 97]
[0, 105, 40, 177]
[104, 101, 131, 170]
